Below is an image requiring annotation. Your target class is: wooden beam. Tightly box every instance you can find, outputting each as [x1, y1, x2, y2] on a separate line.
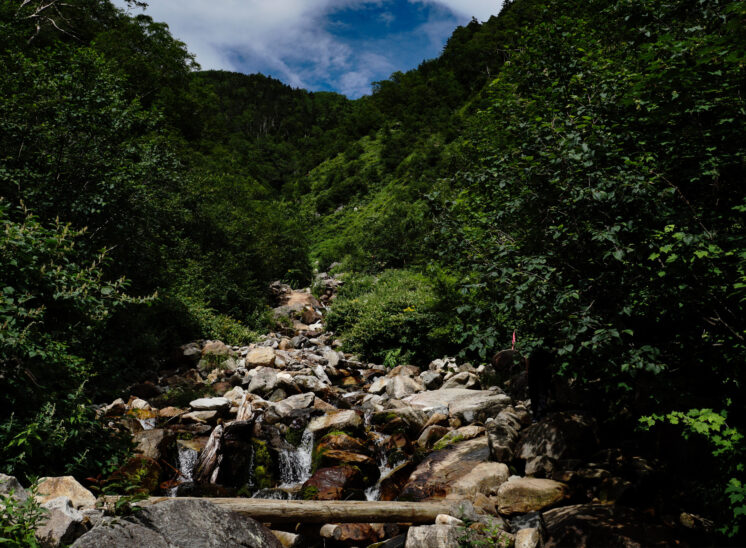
[105, 497, 455, 524]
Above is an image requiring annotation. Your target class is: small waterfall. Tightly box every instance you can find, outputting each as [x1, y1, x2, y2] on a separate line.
[168, 442, 199, 496]
[278, 429, 314, 487]
[365, 432, 395, 501]
[177, 444, 199, 482]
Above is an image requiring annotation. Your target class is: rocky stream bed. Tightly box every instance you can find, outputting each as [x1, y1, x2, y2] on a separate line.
[1, 276, 713, 547]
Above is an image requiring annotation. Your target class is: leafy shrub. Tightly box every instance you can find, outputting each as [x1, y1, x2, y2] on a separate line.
[0, 479, 48, 548]
[0, 204, 135, 482]
[640, 409, 745, 537]
[325, 269, 458, 364]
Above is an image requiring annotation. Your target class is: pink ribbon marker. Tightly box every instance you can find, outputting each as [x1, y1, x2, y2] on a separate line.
[512, 330, 516, 350]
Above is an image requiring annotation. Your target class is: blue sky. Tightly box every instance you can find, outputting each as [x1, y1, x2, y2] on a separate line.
[114, 1, 500, 97]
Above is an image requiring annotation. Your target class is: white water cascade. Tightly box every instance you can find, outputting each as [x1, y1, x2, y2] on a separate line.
[168, 442, 199, 496]
[365, 432, 395, 501]
[278, 429, 314, 487]
[177, 444, 199, 483]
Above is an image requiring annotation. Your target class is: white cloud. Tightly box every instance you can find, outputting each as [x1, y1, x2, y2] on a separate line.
[112, 0, 498, 96]
[416, 0, 500, 20]
[114, 0, 361, 88]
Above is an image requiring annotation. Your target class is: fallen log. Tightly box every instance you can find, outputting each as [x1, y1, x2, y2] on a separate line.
[102, 497, 455, 524]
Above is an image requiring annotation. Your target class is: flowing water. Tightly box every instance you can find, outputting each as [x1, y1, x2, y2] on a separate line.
[168, 442, 199, 496]
[278, 429, 314, 488]
[364, 431, 395, 501]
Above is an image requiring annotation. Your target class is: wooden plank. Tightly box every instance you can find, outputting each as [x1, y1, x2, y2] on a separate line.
[104, 497, 454, 524]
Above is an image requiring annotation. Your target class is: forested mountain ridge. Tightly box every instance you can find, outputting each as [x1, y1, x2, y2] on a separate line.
[1, 0, 745, 543]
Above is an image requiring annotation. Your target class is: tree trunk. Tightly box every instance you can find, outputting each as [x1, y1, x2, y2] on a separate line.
[104, 497, 455, 524]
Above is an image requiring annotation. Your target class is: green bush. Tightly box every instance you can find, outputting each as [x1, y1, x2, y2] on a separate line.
[0, 204, 135, 482]
[0, 479, 48, 548]
[325, 269, 458, 364]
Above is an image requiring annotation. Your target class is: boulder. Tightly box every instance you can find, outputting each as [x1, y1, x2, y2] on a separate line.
[386, 375, 425, 400]
[543, 504, 684, 547]
[133, 429, 175, 461]
[400, 437, 500, 501]
[515, 528, 542, 548]
[202, 341, 230, 357]
[302, 466, 363, 500]
[419, 371, 443, 390]
[36, 497, 86, 548]
[248, 367, 279, 394]
[293, 375, 327, 393]
[445, 462, 509, 499]
[510, 511, 547, 537]
[433, 425, 485, 450]
[418, 425, 451, 449]
[71, 520, 171, 548]
[246, 347, 277, 368]
[368, 376, 389, 394]
[130, 499, 283, 547]
[403, 389, 511, 423]
[0, 474, 28, 501]
[497, 477, 567, 514]
[189, 397, 230, 411]
[388, 365, 421, 377]
[405, 525, 460, 548]
[181, 410, 218, 423]
[100, 398, 127, 417]
[317, 450, 379, 483]
[323, 523, 382, 544]
[36, 477, 96, 509]
[223, 386, 246, 404]
[128, 398, 152, 411]
[312, 364, 331, 385]
[373, 406, 428, 436]
[487, 408, 523, 463]
[308, 410, 362, 435]
[441, 372, 480, 390]
[269, 392, 315, 421]
[318, 432, 368, 454]
[322, 348, 341, 368]
[378, 460, 418, 501]
[158, 406, 185, 418]
[181, 342, 202, 363]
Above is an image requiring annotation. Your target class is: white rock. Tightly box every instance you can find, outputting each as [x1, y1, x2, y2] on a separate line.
[189, 397, 230, 411]
[435, 514, 464, 526]
[386, 375, 424, 400]
[322, 348, 341, 368]
[515, 527, 542, 548]
[223, 386, 245, 404]
[129, 398, 152, 410]
[313, 365, 331, 385]
[308, 410, 362, 434]
[0, 474, 27, 501]
[36, 477, 96, 509]
[36, 497, 85, 547]
[405, 525, 459, 548]
[368, 376, 389, 394]
[246, 347, 276, 367]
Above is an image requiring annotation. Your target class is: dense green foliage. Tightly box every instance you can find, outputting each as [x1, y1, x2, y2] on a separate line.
[325, 269, 459, 365]
[1, 0, 745, 539]
[0, 0, 310, 480]
[0, 480, 47, 548]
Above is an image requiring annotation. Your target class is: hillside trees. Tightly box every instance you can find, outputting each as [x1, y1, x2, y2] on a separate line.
[434, 0, 745, 533]
[0, 0, 312, 479]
